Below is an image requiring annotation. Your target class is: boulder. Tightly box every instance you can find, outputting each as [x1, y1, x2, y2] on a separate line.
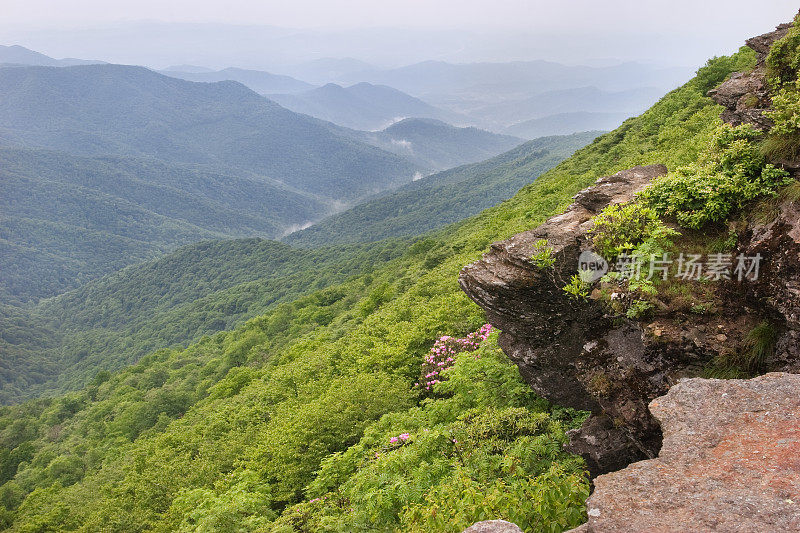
[462, 520, 524, 533]
[570, 373, 800, 532]
[460, 165, 677, 476]
[737, 190, 800, 370]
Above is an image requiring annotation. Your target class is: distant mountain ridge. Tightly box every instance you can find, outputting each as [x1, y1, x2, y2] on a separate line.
[503, 111, 630, 138]
[0, 44, 103, 67]
[344, 118, 524, 171]
[269, 82, 466, 130]
[0, 63, 420, 202]
[0, 63, 425, 301]
[336, 59, 690, 98]
[160, 66, 314, 94]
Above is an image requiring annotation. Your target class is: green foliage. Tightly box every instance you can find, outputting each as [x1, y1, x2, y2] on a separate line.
[283, 335, 588, 533]
[764, 15, 800, 160]
[639, 124, 792, 229]
[766, 14, 800, 85]
[625, 299, 655, 319]
[530, 239, 556, 268]
[562, 275, 590, 301]
[166, 470, 277, 532]
[694, 47, 757, 93]
[589, 203, 678, 259]
[0, 238, 409, 403]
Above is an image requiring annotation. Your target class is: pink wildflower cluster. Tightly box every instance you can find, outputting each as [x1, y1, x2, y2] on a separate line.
[415, 324, 492, 390]
[389, 432, 410, 444]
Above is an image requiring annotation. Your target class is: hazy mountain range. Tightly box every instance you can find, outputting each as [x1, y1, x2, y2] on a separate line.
[0, 44, 683, 137]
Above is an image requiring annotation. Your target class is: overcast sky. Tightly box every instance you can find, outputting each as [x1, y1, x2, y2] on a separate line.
[1, 1, 797, 69]
[0, 0, 795, 31]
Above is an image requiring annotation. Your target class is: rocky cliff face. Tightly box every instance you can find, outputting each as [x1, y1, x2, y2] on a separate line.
[459, 17, 800, 480]
[459, 165, 671, 475]
[708, 22, 792, 131]
[569, 373, 800, 532]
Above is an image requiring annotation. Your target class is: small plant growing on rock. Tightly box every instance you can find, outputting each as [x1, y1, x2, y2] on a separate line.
[530, 239, 556, 268]
[562, 274, 590, 301]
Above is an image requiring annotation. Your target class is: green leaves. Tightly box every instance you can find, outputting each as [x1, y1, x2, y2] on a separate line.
[589, 203, 678, 259]
[639, 124, 791, 229]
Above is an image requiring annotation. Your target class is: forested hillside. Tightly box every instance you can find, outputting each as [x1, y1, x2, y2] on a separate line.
[0, 148, 327, 302]
[0, 63, 432, 304]
[0, 238, 410, 403]
[0, 43, 759, 531]
[285, 132, 598, 247]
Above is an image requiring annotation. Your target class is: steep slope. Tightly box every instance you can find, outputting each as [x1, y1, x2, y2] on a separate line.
[345, 118, 524, 171]
[0, 37, 769, 533]
[268, 82, 464, 130]
[285, 132, 597, 247]
[0, 64, 420, 202]
[0, 147, 327, 302]
[160, 67, 314, 94]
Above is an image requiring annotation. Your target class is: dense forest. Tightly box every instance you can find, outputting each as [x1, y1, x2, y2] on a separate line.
[0, 39, 765, 531]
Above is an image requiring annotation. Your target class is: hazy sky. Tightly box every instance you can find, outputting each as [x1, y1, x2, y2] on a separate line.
[2, 0, 795, 31]
[0, 1, 797, 69]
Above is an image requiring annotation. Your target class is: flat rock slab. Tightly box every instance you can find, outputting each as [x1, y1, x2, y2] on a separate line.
[577, 373, 800, 532]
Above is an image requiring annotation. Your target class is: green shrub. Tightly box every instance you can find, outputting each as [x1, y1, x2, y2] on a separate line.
[766, 13, 800, 85]
[589, 203, 678, 259]
[639, 124, 791, 228]
[764, 14, 800, 159]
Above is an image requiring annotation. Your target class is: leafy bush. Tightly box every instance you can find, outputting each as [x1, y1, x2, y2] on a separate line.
[695, 47, 757, 93]
[416, 324, 493, 392]
[639, 124, 791, 228]
[589, 203, 678, 259]
[766, 13, 800, 85]
[286, 332, 589, 533]
[762, 14, 800, 160]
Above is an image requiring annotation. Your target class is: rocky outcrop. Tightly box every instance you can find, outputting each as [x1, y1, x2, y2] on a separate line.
[460, 165, 688, 476]
[459, 164, 665, 414]
[708, 21, 792, 131]
[459, 161, 800, 477]
[570, 373, 800, 532]
[462, 520, 524, 533]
